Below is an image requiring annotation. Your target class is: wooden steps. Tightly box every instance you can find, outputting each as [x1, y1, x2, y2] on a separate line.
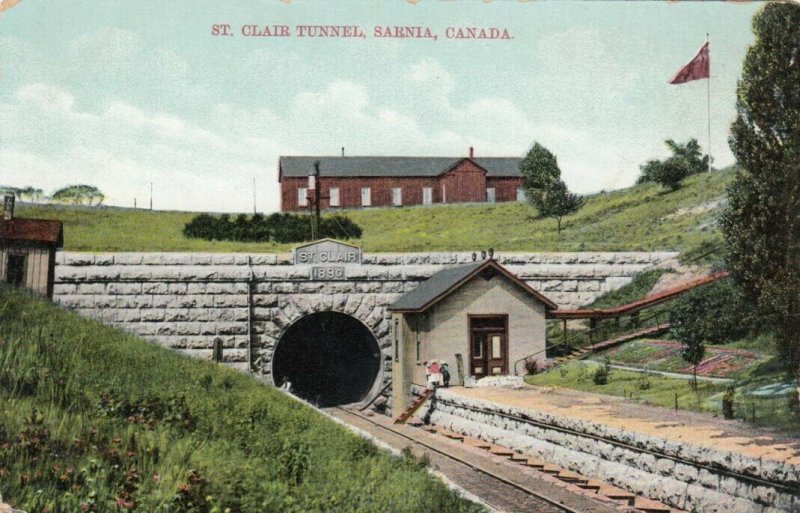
[599, 487, 636, 506]
[463, 437, 492, 450]
[394, 389, 434, 424]
[488, 445, 514, 457]
[633, 497, 672, 513]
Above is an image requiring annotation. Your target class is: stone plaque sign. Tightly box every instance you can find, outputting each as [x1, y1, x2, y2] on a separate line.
[293, 239, 361, 265]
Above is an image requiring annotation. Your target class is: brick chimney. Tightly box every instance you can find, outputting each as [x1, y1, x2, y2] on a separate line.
[469, 146, 474, 159]
[3, 192, 14, 220]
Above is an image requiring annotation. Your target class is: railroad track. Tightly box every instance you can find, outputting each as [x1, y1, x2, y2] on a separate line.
[330, 406, 616, 513]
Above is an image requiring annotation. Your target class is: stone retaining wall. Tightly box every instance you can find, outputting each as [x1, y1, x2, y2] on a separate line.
[52, 251, 677, 384]
[425, 388, 800, 513]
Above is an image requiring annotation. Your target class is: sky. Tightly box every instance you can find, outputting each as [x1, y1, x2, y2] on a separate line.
[0, 0, 763, 213]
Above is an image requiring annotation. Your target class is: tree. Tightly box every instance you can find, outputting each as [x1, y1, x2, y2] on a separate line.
[51, 185, 105, 206]
[637, 138, 710, 189]
[519, 142, 561, 210]
[681, 337, 705, 391]
[537, 179, 585, 234]
[669, 278, 759, 346]
[720, 3, 800, 375]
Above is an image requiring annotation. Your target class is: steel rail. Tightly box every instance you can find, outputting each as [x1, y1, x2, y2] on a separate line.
[332, 406, 586, 513]
[433, 397, 800, 495]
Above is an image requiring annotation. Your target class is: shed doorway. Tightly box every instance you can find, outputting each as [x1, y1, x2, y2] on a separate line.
[271, 311, 382, 407]
[469, 315, 508, 378]
[6, 254, 26, 287]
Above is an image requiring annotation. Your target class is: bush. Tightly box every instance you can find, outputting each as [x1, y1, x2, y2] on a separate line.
[182, 212, 362, 244]
[592, 365, 609, 385]
[722, 387, 735, 419]
[669, 277, 760, 346]
[593, 357, 612, 385]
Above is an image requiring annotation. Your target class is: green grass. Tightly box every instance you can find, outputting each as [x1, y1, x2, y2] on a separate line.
[0, 287, 484, 513]
[18, 168, 734, 253]
[526, 361, 727, 414]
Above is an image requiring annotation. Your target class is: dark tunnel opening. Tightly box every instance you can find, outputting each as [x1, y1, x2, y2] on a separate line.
[272, 311, 382, 408]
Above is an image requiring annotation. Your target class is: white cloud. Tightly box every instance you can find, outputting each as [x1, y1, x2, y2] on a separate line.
[15, 83, 75, 112]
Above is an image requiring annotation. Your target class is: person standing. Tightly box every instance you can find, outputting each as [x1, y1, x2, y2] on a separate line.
[441, 361, 451, 387]
[429, 360, 442, 388]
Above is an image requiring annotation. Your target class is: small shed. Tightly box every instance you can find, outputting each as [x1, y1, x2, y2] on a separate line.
[0, 193, 63, 299]
[388, 258, 557, 416]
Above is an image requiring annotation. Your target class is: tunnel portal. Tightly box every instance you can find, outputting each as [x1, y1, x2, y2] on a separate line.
[271, 311, 382, 407]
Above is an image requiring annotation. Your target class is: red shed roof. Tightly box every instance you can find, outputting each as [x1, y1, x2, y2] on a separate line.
[0, 218, 64, 247]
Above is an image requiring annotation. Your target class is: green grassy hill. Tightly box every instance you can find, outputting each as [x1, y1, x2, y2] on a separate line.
[0, 287, 482, 512]
[18, 168, 734, 255]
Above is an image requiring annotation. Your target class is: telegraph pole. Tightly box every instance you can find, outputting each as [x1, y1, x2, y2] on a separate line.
[253, 177, 257, 214]
[313, 161, 322, 236]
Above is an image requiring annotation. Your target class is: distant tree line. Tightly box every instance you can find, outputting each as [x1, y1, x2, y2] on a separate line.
[1, 184, 105, 206]
[183, 212, 363, 243]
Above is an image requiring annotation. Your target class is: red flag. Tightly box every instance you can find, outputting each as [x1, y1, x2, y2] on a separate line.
[669, 42, 710, 84]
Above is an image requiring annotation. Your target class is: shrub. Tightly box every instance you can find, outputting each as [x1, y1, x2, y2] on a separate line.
[182, 212, 362, 244]
[593, 356, 613, 385]
[523, 358, 538, 375]
[592, 365, 609, 385]
[669, 278, 760, 346]
[722, 387, 735, 419]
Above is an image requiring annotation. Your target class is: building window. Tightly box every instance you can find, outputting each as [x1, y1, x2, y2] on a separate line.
[392, 187, 402, 206]
[486, 188, 496, 203]
[361, 187, 371, 206]
[516, 187, 526, 202]
[297, 187, 308, 207]
[329, 187, 340, 207]
[422, 187, 433, 205]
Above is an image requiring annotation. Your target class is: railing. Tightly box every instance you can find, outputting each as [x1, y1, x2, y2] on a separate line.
[513, 305, 672, 376]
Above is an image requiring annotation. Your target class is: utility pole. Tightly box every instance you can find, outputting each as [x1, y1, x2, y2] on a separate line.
[253, 177, 257, 214]
[313, 161, 322, 236]
[149, 182, 153, 211]
[307, 160, 328, 240]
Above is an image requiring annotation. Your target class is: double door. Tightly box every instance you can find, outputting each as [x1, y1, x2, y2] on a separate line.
[469, 316, 508, 378]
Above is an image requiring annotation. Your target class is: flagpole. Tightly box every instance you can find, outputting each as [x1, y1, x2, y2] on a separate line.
[706, 33, 712, 173]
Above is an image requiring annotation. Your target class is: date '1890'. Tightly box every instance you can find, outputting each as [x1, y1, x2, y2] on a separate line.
[311, 267, 345, 280]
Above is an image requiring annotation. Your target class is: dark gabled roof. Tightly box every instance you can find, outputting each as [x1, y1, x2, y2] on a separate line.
[278, 156, 522, 179]
[388, 259, 557, 313]
[0, 218, 63, 246]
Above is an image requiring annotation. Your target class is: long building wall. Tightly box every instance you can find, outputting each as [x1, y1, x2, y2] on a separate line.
[52, 251, 677, 382]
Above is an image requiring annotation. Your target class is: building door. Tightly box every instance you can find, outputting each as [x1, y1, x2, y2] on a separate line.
[6, 254, 26, 287]
[486, 188, 496, 203]
[469, 316, 508, 378]
[392, 187, 402, 206]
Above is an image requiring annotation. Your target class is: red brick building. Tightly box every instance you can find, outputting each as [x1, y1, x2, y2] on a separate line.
[278, 150, 525, 211]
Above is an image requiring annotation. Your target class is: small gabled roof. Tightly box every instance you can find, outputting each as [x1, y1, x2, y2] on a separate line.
[0, 218, 63, 247]
[278, 156, 523, 180]
[388, 259, 557, 313]
[292, 238, 360, 251]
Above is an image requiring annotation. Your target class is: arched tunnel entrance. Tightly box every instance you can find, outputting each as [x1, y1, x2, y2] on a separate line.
[271, 311, 382, 407]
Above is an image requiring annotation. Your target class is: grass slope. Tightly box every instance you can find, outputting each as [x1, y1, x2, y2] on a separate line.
[18, 168, 734, 254]
[527, 333, 798, 435]
[0, 287, 482, 513]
